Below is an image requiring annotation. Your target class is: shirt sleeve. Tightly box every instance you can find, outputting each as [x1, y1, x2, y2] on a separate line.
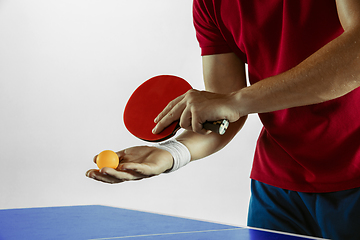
[193, 0, 233, 56]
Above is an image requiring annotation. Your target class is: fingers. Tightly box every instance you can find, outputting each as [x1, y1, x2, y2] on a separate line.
[85, 166, 149, 184]
[153, 89, 215, 135]
[191, 112, 208, 134]
[86, 169, 125, 184]
[103, 167, 150, 180]
[86, 146, 173, 184]
[179, 106, 192, 130]
[153, 95, 186, 134]
[154, 94, 184, 124]
[180, 105, 208, 134]
[119, 162, 156, 176]
[88, 150, 145, 184]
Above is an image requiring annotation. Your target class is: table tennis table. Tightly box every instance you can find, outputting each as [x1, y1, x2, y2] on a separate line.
[0, 205, 327, 240]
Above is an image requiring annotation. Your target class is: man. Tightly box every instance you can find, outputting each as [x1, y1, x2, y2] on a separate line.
[86, 1, 360, 239]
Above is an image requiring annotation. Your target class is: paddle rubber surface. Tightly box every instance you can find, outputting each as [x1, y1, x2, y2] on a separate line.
[124, 75, 192, 142]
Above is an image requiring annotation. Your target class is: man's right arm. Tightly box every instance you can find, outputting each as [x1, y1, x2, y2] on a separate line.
[86, 52, 248, 183]
[176, 52, 248, 161]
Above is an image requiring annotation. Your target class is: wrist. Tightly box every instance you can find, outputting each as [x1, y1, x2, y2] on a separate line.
[155, 139, 191, 173]
[155, 147, 175, 172]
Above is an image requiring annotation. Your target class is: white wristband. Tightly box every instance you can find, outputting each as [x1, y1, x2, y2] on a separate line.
[155, 139, 191, 173]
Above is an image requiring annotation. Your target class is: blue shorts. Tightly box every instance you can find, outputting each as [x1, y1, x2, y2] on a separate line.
[247, 180, 360, 240]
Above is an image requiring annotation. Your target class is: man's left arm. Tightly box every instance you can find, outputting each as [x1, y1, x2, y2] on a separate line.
[235, 0, 360, 117]
[154, 0, 360, 134]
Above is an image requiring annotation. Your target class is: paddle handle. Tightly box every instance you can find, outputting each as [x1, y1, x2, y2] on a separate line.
[203, 119, 229, 135]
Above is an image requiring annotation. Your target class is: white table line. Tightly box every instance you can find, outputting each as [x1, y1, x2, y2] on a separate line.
[88, 227, 242, 240]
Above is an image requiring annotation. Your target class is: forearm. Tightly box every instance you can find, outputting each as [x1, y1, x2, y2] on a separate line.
[175, 53, 248, 161]
[237, 27, 360, 116]
[152, 52, 248, 161]
[176, 116, 247, 161]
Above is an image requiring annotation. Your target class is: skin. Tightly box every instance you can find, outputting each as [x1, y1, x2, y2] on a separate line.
[86, 0, 360, 184]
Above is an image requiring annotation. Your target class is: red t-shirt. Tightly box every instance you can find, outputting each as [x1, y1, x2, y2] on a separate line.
[193, 0, 360, 192]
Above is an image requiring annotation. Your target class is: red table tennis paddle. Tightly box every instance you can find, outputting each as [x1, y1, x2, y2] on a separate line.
[123, 75, 229, 142]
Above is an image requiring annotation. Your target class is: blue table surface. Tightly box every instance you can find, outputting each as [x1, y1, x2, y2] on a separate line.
[0, 205, 324, 240]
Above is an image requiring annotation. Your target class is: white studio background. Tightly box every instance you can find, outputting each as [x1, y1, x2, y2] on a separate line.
[0, 0, 262, 226]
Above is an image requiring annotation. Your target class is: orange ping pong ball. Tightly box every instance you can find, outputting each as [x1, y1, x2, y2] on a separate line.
[96, 150, 119, 169]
